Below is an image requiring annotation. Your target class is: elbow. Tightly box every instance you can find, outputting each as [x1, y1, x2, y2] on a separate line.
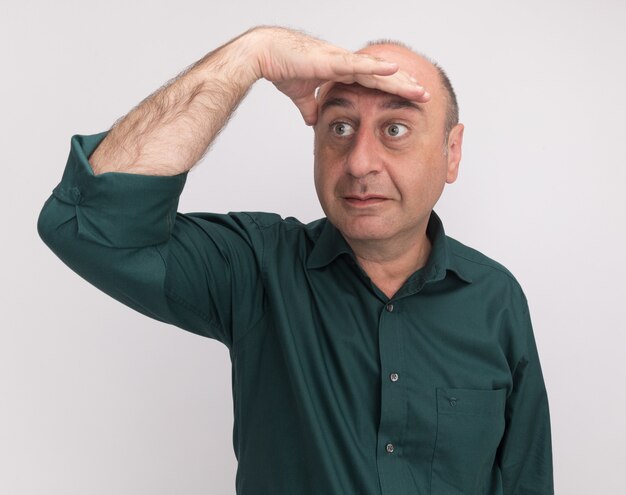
[37, 195, 76, 257]
[37, 196, 57, 248]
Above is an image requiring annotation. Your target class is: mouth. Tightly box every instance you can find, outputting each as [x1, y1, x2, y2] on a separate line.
[342, 195, 389, 207]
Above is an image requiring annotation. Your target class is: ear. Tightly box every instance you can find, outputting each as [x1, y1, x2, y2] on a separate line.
[445, 123, 464, 184]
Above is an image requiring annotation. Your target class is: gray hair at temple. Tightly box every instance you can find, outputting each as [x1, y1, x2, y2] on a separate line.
[363, 40, 460, 142]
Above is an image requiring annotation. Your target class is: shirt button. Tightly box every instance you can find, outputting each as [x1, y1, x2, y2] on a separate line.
[386, 303, 394, 312]
[390, 372, 399, 382]
[386, 443, 395, 453]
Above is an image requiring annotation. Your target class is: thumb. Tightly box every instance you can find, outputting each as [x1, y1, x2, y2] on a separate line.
[292, 94, 319, 126]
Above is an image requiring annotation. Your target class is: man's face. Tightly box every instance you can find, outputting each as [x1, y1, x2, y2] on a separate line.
[313, 44, 463, 249]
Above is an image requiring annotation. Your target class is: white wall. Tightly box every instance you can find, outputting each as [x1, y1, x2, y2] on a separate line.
[2, 0, 625, 493]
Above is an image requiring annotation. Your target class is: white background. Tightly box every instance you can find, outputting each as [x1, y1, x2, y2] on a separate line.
[2, 0, 625, 493]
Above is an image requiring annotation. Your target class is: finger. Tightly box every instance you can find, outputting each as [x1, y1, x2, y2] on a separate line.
[353, 71, 431, 102]
[326, 51, 399, 77]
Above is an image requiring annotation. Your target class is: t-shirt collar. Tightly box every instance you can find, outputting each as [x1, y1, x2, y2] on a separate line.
[306, 210, 472, 285]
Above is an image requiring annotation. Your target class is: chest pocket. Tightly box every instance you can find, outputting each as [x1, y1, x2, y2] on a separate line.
[431, 388, 506, 495]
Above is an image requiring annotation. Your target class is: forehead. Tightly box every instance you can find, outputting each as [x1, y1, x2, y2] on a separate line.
[319, 83, 424, 114]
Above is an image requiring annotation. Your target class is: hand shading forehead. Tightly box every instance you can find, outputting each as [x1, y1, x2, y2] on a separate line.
[318, 44, 443, 107]
[357, 43, 441, 87]
[358, 43, 448, 120]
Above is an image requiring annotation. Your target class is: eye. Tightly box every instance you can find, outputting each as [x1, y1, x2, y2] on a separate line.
[384, 123, 409, 138]
[330, 122, 355, 137]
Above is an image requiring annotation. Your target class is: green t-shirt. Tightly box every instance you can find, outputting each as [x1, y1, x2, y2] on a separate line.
[38, 132, 553, 494]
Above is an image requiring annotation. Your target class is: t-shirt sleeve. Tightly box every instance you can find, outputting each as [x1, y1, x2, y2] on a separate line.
[38, 132, 265, 348]
[497, 291, 554, 494]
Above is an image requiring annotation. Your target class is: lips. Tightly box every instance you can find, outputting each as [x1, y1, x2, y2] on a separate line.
[343, 195, 389, 207]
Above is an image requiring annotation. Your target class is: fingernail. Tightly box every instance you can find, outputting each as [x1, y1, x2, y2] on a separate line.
[423, 91, 431, 99]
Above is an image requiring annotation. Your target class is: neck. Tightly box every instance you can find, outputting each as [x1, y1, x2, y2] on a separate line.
[347, 228, 432, 299]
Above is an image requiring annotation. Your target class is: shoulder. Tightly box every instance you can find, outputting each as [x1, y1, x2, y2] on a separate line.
[447, 236, 516, 280]
[446, 236, 526, 301]
[183, 211, 326, 241]
[201, 212, 325, 254]
[237, 212, 325, 238]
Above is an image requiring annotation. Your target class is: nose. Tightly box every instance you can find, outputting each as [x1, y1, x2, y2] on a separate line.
[344, 128, 382, 179]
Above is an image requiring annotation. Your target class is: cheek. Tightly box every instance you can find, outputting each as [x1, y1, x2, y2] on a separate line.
[314, 143, 343, 185]
[393, 158, 448, 203]
[313, 154, 336, 201]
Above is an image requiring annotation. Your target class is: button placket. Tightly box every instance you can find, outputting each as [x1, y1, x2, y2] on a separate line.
[376, 298, 406, 492]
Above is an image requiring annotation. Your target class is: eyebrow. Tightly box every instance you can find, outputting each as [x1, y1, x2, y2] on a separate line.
[380, 97, 423, 112]
[319, 94, 423, 116]
[320, 97, 354, 114]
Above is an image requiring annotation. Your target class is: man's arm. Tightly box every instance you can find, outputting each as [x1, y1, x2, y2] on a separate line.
[497, 296, 554, 494]
[89, 26, 428, 176]
[39, 27, 427, 345]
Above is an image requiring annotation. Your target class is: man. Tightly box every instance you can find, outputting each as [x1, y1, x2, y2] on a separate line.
[39, 26, 553, 494]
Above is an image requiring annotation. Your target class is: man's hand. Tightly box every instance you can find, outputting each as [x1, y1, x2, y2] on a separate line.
[250, 27, 430, 125]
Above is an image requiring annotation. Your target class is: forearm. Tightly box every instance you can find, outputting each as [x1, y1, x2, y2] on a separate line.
[89, 29, 262, 176]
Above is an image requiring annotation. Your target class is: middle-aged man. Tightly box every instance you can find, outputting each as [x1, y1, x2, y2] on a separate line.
[39, 26, 553, 494]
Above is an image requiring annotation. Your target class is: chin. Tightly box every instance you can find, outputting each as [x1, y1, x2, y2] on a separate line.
[336, 218, 394, 243]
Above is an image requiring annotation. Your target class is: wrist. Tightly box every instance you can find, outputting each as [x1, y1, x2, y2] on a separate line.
[188, 29, 262, 90]
[215, 28, 267, 86]
[237, 25, 290, 82]
[235, 27, 268, 81]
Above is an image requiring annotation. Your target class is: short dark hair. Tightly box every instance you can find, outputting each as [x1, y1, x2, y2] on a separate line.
[363, 40, 459, 139]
